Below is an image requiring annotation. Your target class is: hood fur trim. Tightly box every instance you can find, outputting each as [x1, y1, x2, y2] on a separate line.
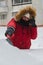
[15, 6, 36, 21]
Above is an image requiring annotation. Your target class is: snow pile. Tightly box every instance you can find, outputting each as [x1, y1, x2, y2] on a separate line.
[0, 39, 43, 65]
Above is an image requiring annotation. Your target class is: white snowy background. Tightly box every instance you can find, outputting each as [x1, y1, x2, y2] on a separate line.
[0, 27, 43, 65]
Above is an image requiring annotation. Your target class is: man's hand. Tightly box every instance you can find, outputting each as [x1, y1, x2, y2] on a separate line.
[29, 17, 36, 27]
[5, 27, 15, 36]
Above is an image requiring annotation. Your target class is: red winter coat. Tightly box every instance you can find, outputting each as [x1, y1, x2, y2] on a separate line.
[7, 18, 37, 49]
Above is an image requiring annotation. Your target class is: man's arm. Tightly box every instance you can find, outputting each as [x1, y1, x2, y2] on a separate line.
[5, 18, 16, 41]
[29, 17, 37, 39]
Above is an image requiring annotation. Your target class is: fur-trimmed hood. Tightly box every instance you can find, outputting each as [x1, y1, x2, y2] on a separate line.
[15, 6, 36, 21]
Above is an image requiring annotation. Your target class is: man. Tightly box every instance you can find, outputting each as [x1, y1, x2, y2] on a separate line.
[5, 6, 37, 49]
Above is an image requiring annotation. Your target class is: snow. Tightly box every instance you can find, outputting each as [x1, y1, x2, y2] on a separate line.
[0, 27, 43, 65]
[0, 39, 43, 65]
[0, 27, 7, 39]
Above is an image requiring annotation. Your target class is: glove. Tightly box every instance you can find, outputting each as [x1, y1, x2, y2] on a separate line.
[29, 17, 37, 27]
[5, 27, 15, 36]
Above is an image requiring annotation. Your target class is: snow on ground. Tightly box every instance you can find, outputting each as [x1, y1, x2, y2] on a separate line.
[0, 39, 43, 65]
[0, 27, 43, 65]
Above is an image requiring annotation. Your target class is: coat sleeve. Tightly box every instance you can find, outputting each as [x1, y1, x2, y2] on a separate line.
[29, 26, 37, 39]
[7, 18, 16, 41]
[7, 18, 16, 28]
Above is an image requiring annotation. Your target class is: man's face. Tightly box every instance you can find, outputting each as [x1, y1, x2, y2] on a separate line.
[22, 16, 29, 21]
[22, 13, 30, 22]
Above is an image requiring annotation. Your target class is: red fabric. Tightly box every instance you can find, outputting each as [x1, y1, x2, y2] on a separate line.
[7, 18, 37, 49]
[7, 18, 16, 28]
